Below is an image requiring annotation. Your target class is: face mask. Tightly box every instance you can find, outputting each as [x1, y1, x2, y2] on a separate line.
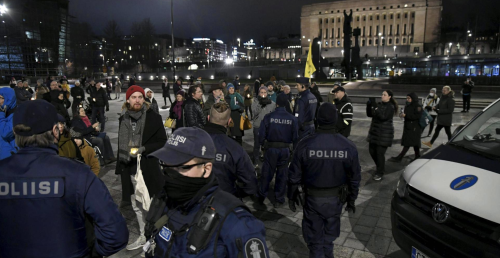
[163, 167, 212, 204]
[429, 93, 435, 97]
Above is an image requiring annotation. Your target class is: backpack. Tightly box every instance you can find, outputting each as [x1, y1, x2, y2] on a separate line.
[419, 109, 433, 129]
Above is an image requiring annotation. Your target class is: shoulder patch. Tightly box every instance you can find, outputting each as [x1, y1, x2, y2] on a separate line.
[245, 238, 267, 258]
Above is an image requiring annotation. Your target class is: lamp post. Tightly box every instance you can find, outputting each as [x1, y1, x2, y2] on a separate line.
[1, 4, 11, 75]
[237, 38, 240, 47]
[377, 33, 382, 57]
[448, 42, 452, 56]
[381, 36, 385, 57]
[317, 41, 322, 79]
[170, 0, 175, 80]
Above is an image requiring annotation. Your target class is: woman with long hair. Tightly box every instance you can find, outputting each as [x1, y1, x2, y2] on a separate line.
[366, 90, 399, 181]
[423, 86, 455, 148]
[169, 90, 185, 132]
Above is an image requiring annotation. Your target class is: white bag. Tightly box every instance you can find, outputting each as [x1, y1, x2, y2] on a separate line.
[134, 154, 152, 211]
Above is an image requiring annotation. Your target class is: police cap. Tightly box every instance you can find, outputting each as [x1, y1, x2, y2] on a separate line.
[295, 77, 310, 85]
[13, 100, 59, 136]
[149, 127, 216, 166]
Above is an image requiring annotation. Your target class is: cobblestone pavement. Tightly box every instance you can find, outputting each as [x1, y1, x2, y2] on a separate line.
[98, 96, 479, 258]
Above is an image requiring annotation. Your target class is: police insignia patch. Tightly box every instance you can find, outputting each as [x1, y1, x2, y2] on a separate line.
[159, 226, 172, 242]
[244, 238, 267, 258]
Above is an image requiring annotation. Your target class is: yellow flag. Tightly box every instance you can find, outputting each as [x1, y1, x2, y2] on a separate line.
[304, 42, 316, 79]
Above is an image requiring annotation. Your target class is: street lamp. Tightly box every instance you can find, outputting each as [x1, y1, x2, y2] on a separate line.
[237, 38, 240, 47]
[377, 33, 382, 57]
[341, 49, 344, 56]
[393, 45, 397, 57]
[0, 4, 7, 14]
[448, 42, 452, 56]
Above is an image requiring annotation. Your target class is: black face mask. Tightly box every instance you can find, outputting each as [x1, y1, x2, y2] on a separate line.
[163, 167, 212, 204]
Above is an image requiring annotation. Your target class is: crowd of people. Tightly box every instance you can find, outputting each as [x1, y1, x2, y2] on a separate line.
[0, 74, 467, 258]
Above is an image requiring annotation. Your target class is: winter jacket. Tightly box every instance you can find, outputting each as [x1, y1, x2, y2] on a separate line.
[72, 116, 97, 142]
[226, 93, 245, 137]
[243, 88, 253, 107]
[70, 86, 85, 106]
[461, 80, 474, 95]
[436, 93, 455, 127]
[161, 82, 170, 98]
[61, 83, 70, 99]
[116, 108, 167, 197]
[14, 86, 32, 104]
[422, 91, 439, 116]
[183, 97, 206, 128]
[401, 92, 423, 147]
[144, 88, 159, 113]
[173, 82, 182, 95]
[36, 86, 49, 101]
[52, 97, 71, 125]
[0, 88, 17, 160]
[169, 100, 184, 130]
[310, 85, 323, 103]
[58, 134, 78, 158]
[334, 94, 353, 138]
[268, 91, 277, 103]
[89, 87, 109, 109]
[79, 141, 100, 176]
[367, 101, 395, 147]
[251, 97, 276, 129]
[227, 92, 244, 111]
[115, 81, 122, 93]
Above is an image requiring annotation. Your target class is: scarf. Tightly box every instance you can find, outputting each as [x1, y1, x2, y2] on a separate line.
[118, 104, 148, 164]
[173, 101, 183, 119]
[81, 116, 92, 127]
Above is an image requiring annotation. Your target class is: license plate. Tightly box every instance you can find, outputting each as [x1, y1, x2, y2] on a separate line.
[412, 246, 430, 258]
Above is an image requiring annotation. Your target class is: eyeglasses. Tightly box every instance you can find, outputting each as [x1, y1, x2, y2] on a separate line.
[159, 160, 206, 170]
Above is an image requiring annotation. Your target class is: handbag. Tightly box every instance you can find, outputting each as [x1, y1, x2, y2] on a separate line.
[164, 118, 176, 128]
[419, 110, 434, 129]
[134, 154, 151, 211]
[240, 114, 252, 130]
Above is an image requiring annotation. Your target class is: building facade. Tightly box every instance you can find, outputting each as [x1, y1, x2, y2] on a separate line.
[301, 0, 442, 58]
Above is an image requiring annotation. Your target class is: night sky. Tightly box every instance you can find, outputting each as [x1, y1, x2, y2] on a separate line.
[69, 0, 500, 43]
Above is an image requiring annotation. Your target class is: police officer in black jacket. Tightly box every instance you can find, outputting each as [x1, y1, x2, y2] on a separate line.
[89, 82, 109, 131]
[333, 86, 353, 138]
[288, 103, 361, 258]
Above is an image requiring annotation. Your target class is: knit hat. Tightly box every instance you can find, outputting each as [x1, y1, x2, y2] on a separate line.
[209, 84, 224, 93]
[276, 93, 289, 107]
[258, 86, 267, 93]
[317, 103, 338, 126]
[265, 81, 274, 87]
[227, 83, 235, 91]
[126, 85, 145, 100]
[176, 90, 185, 98]
[69, 127, 84, 140]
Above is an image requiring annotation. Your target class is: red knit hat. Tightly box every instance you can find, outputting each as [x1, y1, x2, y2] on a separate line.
[126, 85, 145, 100]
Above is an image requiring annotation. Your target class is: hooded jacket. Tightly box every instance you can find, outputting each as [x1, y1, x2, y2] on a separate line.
[423, 88, 440, 116]
[79, 140, 100, 176]
[0, 88, 17, 160]
[436, 91, 456, 127]
[144, 88, 159, 113]
[401, 92, 423, 147]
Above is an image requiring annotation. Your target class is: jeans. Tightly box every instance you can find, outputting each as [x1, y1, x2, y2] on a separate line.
[368, 143, 388, 176]
[253, 127, 260, 164]
[430, 125, 452, 144]
[91, 106, 105, 132]
[463, 94, 471, 111]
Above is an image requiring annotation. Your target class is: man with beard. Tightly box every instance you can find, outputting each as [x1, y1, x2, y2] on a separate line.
[143, 127, 269, 257]
[116, 86, 167, 251]
[203, 84, 226, 118]
[89, 82, 109, 132]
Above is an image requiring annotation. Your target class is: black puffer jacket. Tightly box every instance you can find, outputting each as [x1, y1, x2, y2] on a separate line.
[367, 101, 395, 147]
[51, 97, 71, 125]
[183, 97, 206, 128]
[401, 92, 422, 147]
[436, 93, 455, 126]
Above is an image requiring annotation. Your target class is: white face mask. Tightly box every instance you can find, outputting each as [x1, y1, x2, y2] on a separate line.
[429, 93, 435, 97]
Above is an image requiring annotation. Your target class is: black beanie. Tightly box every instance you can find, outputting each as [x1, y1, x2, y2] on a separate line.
[317, 103, 338, 126]
[276, 93, 289, 107]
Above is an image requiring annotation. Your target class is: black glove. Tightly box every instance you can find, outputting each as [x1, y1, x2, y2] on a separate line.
[258, 97, 272, 107]
[287, 184, 301, 212]
[106, 107, 109, 112]
[345, 200, 356, 214]
[238, 107, 244, 113]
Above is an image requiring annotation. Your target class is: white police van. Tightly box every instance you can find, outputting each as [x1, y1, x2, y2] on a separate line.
[391, 98, 500, 258]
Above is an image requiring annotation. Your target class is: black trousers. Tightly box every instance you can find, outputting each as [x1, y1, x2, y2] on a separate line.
[430, 125, 452, 144]
[163, 95, 173, 106]
[463, 94, 471, 111]
[369, 143, 388, 176]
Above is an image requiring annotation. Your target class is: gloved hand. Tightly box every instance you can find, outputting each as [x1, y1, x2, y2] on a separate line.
[238, 107, 244, 113]
[258, 97, 271, 107]
[288, 185, 301, 212]
[345, 200, 356, 214]
[130, 146, 145, 158]
[106, 107, 109, 112]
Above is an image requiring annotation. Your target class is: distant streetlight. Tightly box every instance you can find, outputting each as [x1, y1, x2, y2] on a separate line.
[377, 33, 382, 57]
[448, 42, 452, 56]
[237, 38, 240, 47]
[0, 4, 7, 15]
[341, 49, 344, 56]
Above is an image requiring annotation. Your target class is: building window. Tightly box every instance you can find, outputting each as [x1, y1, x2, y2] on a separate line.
[377, 15, 379, 20]
[396, 38, 399, 44]
[338, 18, 341, 22]
[325, 30, 328, 38]
[370, 16, 373, 21]
[363, 8, 365, 11]
[412, 4, 415, 7]
[405, 13, 408, 18]
[338, 10, 340, 13]
[410, 38, 414, 44]
[325, 18, 328, 24]
[337, 41, 341, 45]
[404, 24, 407, 35]
[332, 18, 335, 23]
[411, 23, 414, 34]
[331, 28, 334, 38]
[411, 12, 415, 18]
[391, 14, 393, 19]
[384, 15, 386, 20]
[370, 7, 372, 10]
[331, 11, 333, 13]
[331, 40, 334, 46]
[320, 19, 322, 24]
[338, 28, 340, 38]
[397, 13, 400, 19]
[325, 41, 328, 46]
[383, 25, 386, 35]
[369, 26, 372, 36]
[319, 12, 321, 14]
[363, 26, 366, 36]
[369, 39, 372, 45]
[376, 25, 379, 35]
[375, 39, 379, 45]
[403, 38, 406, 44]
[397, 24, 400, 35]
[397, 5, 400, 8]
[383, 6, 386, 9]
[376, 7, 379, 10]
[356, 9, 359, 11]
[389, 38, 392, 44]
[363, 16, 366, 21]
[390, 6, 393, 9]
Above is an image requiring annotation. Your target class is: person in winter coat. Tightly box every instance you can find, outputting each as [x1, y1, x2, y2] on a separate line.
[267, 82, 277, 103]
[70, 128, 100, 176]
[183, 85, 206, 128]
[243, 84, 253, 119]
[116, 86, 167, 250]
[60, 79, 70, 99]
[366, 90, 399, 181]
[310, 82, 324, 103]
[14, 81, 32, 104]
[115, 78, 122, 100]
[389, 92, 423, 162]
[169, 90, 185, 132]
[105, 79, 112, 100]
[89, 82, 109, 131]
[86, 79, 96, 95]
[233, 76, 242, 92]
[203, 84, 226, 118]
[226, 83, 245, 145]
[9, 77, 16, 88]
[23, 81, 34, 96]
[251, 86, 276, 167]
[0, 88, 17, 160]
[173, 78, 182, 97]
[423, 86, 455, 148]
[254, 77, 262, 96]
[52, 91, 71, 126]
[72, 106, 115, 164]
[71, 80, 85, 116]
[144, 88, 159, 113]
[56, 115, 79, 159]
[161, 78, 172, 107]
[35, 82, 49, 101]
[461, 76, 474, 113]
[279, 85, 294, 114]
[327, 83, 341, 104]
[422, 88, 440, 137]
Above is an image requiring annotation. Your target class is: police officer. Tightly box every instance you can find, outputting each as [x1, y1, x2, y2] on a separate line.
[0, 100, 128, 258]
[333, 86, 354, 138]
[145, 127, 269, 258]
[258, 94, 298, 208]
[294, 77, 318, 140]
[203, 102, 258, 198]
[288, 103, 361, 258]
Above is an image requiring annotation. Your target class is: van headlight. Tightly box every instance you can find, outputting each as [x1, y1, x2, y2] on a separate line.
[396, 174, 408, 198]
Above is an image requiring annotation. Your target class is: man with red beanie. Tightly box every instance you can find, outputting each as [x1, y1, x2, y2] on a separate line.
[116, 85, 168, 251]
